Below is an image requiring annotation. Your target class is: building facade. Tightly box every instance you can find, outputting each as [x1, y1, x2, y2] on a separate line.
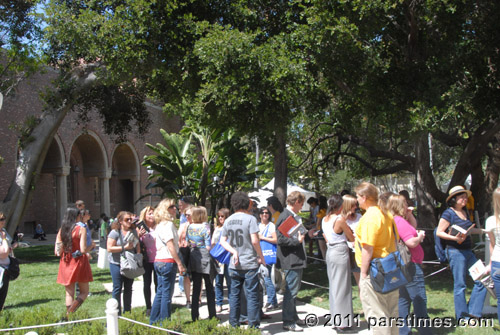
[0, 68, 181, 234]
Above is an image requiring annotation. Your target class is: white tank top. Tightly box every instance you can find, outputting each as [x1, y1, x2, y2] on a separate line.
[322, 214, 346, 245]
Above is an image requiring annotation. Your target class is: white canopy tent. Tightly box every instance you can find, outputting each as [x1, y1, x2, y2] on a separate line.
[249, 178, 316, 212]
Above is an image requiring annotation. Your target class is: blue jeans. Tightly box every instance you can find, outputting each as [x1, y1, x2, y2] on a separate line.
[149, 262, 177, 325]
[447, 247, 487, 319]
[109, 262, 134, 314]
[228, 268, 260, 328]
[399, 264, 432, 335]
[264, 264, 277, 305]
[215, 264, 231, 306]
[282, 268, 303, 326]
[491, 261, 500, 322]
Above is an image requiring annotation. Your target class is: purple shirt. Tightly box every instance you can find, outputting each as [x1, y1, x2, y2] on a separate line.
[394, 215, 424, 264]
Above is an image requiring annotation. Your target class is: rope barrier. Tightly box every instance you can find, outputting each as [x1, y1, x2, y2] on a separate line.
[307, 255, 326, 262]
[0, 316, 106, 332]
[300, 280, 329, 290]
[118, 316, 188, 335]
[424, 266, 448, 279]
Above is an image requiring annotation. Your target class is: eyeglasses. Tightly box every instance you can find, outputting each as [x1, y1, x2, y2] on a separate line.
[185, 214, 192, 217]
[218, 215, 225, 218]
[124, 218, 133, 222]
[0, 218, 5, 222]
[260, 212, 270, 215]
[168, 205, 176, 209]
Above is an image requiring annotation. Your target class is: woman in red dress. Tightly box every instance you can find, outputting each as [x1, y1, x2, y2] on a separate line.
[55, 207, 93, 315]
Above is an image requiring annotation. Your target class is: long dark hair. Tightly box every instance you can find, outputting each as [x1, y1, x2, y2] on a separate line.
[61, 207, 80, 253]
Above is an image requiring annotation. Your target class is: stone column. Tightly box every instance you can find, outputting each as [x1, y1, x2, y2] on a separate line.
[56, 166, 70, 229]
[101, 170, 111, 217]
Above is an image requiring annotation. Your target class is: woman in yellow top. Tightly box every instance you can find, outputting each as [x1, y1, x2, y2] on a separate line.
[354, 182, 398, 335]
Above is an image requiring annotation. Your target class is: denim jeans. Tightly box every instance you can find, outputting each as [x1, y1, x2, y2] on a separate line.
[446, 247, 487, 319]
[228, 267, 260, 328]
[264, 264, 277, 305]
[149, 262, 177, 325]
[399, 264, 432, 335]
[282, 268, 303, 326]
[215, 264, 231, 306]
[109, 262, 134, 314]
[143, 261, 157, 310]
[490, 261, 500, 322]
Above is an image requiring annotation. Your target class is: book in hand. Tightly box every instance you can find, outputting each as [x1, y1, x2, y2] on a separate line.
[278, 215, 306, 238]
[448, 224, 475, 244]
[469, 259, 497, 298]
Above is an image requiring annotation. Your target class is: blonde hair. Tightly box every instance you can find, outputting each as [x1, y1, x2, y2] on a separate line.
[286, 191, 305, 206]
[155, 198, 176, 224]
[341, 195, 357, 217]
[493, 187, 500, 227]
[378, 191, 395, 215]
[388, 194, 407, 217]
[139, 206, 155, 222]
[355, 182, 379, 203]
[191, 206, 208, 224]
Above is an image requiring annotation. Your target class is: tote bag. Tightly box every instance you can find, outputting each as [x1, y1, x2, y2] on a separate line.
[210, 238, 231, 264]
[259, 224, 277, 264]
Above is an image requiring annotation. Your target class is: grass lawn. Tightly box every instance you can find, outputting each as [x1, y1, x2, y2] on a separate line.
[3, 246, 257, 335]
[3, 245, 500, 334]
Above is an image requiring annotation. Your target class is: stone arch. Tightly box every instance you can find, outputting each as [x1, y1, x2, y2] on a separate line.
[28, 134, 68, 233]
[68, 131, 109, 219]
[110, 142, 141, 214]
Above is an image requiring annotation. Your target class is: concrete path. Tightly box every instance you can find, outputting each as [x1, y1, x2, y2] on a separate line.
[102, 274, 371, 334]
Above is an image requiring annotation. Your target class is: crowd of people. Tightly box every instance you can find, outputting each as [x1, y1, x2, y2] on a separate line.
[2, 182, 500, 335]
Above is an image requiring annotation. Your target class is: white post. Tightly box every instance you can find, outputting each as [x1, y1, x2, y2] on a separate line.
[106, 298, 119, 335]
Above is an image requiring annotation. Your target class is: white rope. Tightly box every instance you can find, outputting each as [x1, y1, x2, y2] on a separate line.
[118, 316, 188, 335]
[307, 255, 326, 262]
[0, 317, 106, 332]
[424, 266, 448, 279]
[300, 280, 329, 290]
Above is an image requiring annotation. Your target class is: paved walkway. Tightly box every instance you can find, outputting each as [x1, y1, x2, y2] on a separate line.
[28, 234, 370, 334]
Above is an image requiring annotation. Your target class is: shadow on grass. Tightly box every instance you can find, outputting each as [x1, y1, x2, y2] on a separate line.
[8, 298, 57, 309]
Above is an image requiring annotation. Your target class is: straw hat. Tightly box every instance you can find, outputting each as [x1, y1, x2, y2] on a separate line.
[446, 185, 472, 203]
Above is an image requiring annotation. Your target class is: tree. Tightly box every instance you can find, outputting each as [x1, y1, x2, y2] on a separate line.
[296, 0, 500, 226]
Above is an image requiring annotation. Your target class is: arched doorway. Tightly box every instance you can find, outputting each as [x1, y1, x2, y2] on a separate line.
[27, 135, 66, 233]
[111, 143, 140, 215]
[69, 132, 109, 220]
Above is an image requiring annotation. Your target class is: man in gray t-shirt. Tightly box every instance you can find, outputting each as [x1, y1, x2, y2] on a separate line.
[220, 192, 265, 329]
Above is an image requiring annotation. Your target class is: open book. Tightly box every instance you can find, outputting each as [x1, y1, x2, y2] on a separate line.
[469, 259, 497, 299]
[278, 215, 306, 238]
[448, 224, 475, 244]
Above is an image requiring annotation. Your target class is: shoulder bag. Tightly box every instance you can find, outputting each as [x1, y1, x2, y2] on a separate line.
[8, 255, 20, 280]
[118, 231, 145, 279]
[210, 237, 231, 265]
[360, 223, 415, 293]
[259, 224, 277, 265]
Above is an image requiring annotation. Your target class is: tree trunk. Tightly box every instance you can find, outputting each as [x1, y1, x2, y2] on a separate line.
[478, 133, 500, 218]
[2, 65, 99, 235]
[274, 132, 287, 207]
[414, 133, 438, 228]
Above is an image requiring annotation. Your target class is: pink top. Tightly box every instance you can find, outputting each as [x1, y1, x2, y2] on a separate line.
[394, 215, 424, 264]
[140, 227, 157, 263]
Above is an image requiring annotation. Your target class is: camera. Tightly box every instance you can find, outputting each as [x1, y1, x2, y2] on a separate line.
[72, 250, 83, 258]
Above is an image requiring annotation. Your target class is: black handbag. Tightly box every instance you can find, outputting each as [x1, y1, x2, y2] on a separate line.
[8, 256, 20, 280]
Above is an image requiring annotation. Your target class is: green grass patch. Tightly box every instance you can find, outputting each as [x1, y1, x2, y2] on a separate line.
[5, 245, 258, 334]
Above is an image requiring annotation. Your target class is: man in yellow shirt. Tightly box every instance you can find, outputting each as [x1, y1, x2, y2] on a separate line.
[355, 182, 398, 335]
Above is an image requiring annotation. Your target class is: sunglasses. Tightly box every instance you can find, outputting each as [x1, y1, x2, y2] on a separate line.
[168, 205, 176, 209]
[260, 212, 270, 215]
[0, 218, 5, 221]
[185, 214, 192, 217]
[124, 218, 133, 222]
